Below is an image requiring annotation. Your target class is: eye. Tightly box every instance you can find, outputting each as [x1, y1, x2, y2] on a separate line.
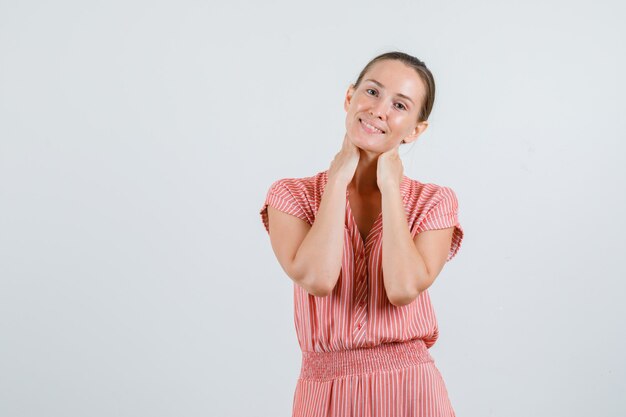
[395, 103, 407, 110]
[366, 88, 378, 96]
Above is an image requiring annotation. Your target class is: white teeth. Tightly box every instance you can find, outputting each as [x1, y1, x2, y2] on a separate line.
[361, 119, 383, 133]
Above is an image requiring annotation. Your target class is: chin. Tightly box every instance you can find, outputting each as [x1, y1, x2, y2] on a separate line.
[349, 121, 385, 148]
[354, 140, 385, 154]
[349, 133, 381, 152]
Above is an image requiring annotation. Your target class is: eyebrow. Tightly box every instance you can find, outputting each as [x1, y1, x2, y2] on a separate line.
[364, 79, 415, 105]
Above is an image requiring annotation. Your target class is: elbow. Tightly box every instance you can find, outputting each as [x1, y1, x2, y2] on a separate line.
[289, 259, 335, 297]
[299, 272, 335, 297]
[388, 270, 431, 306]
[388, 287, 420, 307]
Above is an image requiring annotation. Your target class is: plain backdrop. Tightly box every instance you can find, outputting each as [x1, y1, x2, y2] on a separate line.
[1, 1, 625, 416]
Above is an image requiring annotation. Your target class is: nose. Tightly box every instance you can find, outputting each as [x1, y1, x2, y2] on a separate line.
[369, 98, 388, 120]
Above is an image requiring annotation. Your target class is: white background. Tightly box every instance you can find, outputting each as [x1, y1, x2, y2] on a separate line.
[1, 0, 625, 416]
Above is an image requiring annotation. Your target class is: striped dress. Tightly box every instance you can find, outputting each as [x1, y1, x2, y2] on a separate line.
[259, 169, 464, 417]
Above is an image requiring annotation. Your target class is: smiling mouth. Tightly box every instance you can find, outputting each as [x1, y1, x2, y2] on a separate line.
[359, 118, 385, 134]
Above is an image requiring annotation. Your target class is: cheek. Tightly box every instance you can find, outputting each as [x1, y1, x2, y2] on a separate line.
[395, 117, 415, 134]
[346, 113, 358, 129]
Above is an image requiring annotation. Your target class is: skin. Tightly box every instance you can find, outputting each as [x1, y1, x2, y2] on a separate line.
[266, 59, 455, 306]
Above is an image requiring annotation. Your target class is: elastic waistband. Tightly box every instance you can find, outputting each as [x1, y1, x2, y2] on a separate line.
[299, 338, 433, 381]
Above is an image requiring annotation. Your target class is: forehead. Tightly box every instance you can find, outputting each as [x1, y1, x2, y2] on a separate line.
[362, 59, 426, 103]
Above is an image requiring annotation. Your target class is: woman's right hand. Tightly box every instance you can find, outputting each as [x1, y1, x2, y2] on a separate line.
[327, 133, 360, 187]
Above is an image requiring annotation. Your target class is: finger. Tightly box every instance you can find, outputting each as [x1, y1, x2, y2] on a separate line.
[345, 132, 355, 146]
[346, 135, 359, 150]
[342, 133, 351, 150]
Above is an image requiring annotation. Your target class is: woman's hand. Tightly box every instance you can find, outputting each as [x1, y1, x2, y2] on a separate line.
[328, 133, 360, 187]
[376, 141, 403, 193]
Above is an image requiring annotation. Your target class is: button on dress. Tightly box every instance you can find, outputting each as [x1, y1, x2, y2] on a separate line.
[260, 169, 464, 417]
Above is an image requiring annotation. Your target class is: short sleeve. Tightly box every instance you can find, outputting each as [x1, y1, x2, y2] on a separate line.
[259, 179, 311, 235]
[415, 186, 464, 262]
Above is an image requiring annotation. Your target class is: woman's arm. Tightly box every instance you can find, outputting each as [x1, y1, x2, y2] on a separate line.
[267, 133, 359, 297]
[266, 177, 348, 297]
[381, 186, 454, 306]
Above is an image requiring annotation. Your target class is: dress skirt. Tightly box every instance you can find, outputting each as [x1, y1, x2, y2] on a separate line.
[292, 338, 456, 417]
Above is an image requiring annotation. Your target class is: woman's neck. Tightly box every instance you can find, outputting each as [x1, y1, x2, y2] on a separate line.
[349, 149, 380, 195]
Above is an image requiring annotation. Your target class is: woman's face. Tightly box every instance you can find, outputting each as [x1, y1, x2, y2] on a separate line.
[344, 59, 428, 154]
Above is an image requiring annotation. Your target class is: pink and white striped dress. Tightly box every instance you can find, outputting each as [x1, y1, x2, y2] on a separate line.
[260, 169, 464, 417]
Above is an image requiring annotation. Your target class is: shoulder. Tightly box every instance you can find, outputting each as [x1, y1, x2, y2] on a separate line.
[260, 171, 326, 232]
[403, 176, 459, 210]
[403, 177, 464, 256]
[266, 170, 326, 199]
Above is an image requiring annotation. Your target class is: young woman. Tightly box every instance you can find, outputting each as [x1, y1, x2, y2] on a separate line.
[260, 51, 464, 417]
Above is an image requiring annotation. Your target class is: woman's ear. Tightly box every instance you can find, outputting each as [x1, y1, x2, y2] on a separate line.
[344, 84, 356, 112]
[403, 121, 429, 145]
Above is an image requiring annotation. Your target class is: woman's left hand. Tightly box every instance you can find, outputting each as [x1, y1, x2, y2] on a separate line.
[376, 141, 404, 193]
